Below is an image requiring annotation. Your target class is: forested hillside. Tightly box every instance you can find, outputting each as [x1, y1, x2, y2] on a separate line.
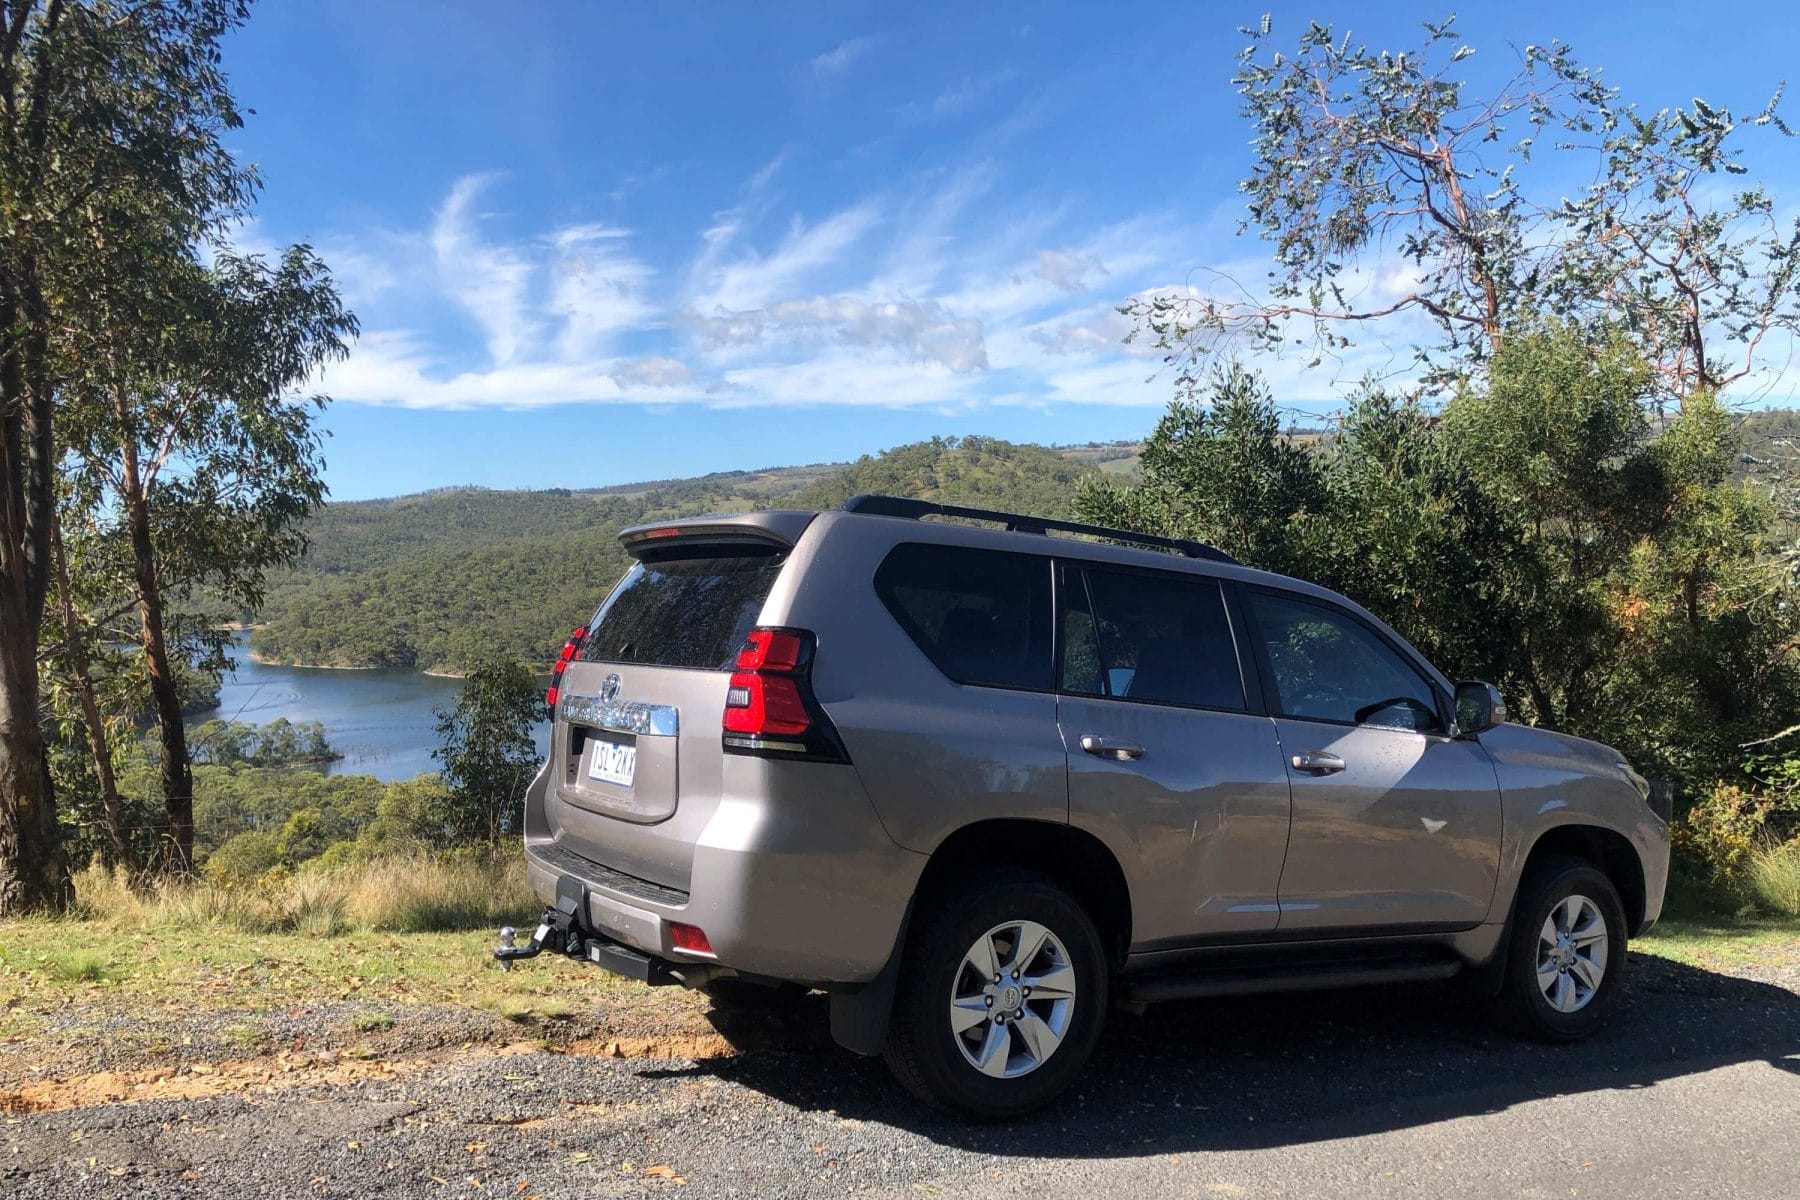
[250, 437, 1111, 673]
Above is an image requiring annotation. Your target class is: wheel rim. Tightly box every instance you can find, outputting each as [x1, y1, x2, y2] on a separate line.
[1536, 894, 1609, 1013]
[948, 919, 1078, 1079]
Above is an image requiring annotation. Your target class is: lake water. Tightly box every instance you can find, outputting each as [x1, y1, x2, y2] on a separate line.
[204, 631, 548, 781]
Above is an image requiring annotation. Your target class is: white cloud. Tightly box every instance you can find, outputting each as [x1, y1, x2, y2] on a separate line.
[811, 37, 876, 80]
[310, 172, 1224, 412]
[432, 173, 536, 365]
[681, 295, 988, 372]
[549, 224, 655, 358]
[689, 203, 881, 312]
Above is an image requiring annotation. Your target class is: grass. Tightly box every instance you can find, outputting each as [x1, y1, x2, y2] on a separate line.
[70, 852, 537, 937]
[1747, 843, 1800, 917]
[0, 852, 649, 1025]
[1637, 879, 1800, 970]
[0, 922, 640, 1020]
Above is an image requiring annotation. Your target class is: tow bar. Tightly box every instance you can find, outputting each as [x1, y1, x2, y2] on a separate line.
[492, 893, 712, 987]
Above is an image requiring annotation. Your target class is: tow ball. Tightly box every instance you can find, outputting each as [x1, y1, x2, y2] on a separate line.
[492, 904, 585, 970]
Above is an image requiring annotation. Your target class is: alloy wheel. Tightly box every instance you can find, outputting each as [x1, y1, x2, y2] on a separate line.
[1536, 893, 1609, 1013]
[947, 919, 1078, 1078]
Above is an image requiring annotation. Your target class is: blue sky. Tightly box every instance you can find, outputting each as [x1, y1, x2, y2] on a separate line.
[223, 2, 1800, 500]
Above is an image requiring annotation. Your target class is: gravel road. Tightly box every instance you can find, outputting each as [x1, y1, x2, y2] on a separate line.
[5, 951, 1797, 1199]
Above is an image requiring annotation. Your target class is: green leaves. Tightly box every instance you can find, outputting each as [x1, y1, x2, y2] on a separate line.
[1082, 329, 1800, 786]
[1138, 12, 1800, 400]
[431, 659, 547, 846]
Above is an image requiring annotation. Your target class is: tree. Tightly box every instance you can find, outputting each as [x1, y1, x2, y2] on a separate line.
[2, 0, 255, 913]
[1129, 15, 1800, 400]
[1075, 365, 1325, 578]
[1080, 326, 1800, 786]
[58, 227, 351, 878]
[432, 659, 547, 845]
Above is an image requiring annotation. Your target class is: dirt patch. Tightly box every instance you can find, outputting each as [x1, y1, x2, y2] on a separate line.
[0, 1031, 746, 1116]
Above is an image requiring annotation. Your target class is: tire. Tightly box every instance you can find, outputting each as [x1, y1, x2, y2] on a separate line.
[883, 869, 1108, 1120]
[1499, 854, 1629, 1042]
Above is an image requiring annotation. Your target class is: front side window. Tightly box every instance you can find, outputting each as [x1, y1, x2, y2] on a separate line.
[1246, 590, 1441, 732]
[875, 543, 1053, 690]
[1060, 565, 1245, 711]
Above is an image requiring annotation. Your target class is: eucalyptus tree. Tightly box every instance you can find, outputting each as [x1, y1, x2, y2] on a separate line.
[1, 0, 253, 912]
[432, 659, 549, 846]
[1128, 15, 1800, 400]
[60, 246, 353, 875]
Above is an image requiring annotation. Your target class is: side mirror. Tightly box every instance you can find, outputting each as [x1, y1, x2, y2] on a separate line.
[1454, 681, 1507, 736]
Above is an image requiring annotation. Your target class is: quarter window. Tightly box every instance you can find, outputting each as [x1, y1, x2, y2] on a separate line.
[1060, 566, 1245, 711]
[874, 543, 1054, 690]
[1246, 591, 1441, 732]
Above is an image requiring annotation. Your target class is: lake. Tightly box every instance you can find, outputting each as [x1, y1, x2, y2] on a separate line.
[204, 631, 549, 781]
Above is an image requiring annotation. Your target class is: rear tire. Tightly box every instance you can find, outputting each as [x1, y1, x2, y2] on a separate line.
[883, 869, 1107, 1120]
[1499, 854, 1628, 1042]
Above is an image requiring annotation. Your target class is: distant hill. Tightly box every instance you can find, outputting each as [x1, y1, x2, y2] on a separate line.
[251, 437, 1124, 673]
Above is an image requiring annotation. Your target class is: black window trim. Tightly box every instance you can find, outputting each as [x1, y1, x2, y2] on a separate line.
[1054, 558, 1263, 718]
[1237, 582, 1453, 736]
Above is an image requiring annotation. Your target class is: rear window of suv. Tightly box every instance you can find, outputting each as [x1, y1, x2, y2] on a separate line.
[874, 542, 1053, 690]
[582, 545, 787, 670]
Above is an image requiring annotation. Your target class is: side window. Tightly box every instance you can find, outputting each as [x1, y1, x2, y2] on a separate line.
[1060, 566, 1245, 711]
[874, 543, 1053, 690]
[1246, 591, 1441, 733]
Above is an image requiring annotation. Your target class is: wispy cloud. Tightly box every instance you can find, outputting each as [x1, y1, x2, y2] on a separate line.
[896, 69, 1017, 122]
[313, 167, 1221, 412]
[811, 36, 877, 80]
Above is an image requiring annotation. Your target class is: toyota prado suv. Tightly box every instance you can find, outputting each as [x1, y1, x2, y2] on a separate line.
[496, 494, 1671, 1119]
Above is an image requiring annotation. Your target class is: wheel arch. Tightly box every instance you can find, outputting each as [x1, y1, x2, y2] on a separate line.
[914, 819, 1134, 972]
[1520, 823, 1648, 935]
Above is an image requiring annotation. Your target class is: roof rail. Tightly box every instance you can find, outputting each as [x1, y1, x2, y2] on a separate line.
[837, 493, 1239, 564]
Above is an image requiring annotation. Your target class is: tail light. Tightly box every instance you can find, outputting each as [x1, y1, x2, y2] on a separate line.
[722, 626, 848, 761]
[546, 625, 586, 709]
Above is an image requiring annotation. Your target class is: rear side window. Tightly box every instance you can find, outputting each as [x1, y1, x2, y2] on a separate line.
[1061, 566, 1245, 710]
[582, 545, 786, 669]
[875, 543, 1053, 690]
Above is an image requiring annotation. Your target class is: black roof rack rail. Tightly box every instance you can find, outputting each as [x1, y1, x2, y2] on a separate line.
[837, 493, 1239, 564]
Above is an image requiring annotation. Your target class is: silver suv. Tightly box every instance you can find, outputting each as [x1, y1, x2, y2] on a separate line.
[497, 495, 1670, 1118]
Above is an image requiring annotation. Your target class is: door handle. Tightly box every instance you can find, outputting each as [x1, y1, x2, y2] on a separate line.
[1291, 750, 1346, 774]
[1080, 734, 1145, 761]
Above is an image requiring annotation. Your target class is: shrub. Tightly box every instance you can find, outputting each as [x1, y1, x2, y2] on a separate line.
[1671, 783, 1783, 885]
[205, 830, 283, 886]
[1748, 842, 1800, 917]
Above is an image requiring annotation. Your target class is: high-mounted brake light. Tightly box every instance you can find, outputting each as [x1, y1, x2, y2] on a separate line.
[721, 626, 847, 761]
[545, 625, 586, 709]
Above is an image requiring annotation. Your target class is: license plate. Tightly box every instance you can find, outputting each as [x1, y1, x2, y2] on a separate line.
[586, 740, 636, 787]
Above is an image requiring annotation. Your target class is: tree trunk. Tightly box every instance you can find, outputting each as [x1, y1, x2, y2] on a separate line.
[51, 515, 129, 869]
[0, 595, 72, 913]
[0, 297, 72, 914]
[118, 439, 193, 875]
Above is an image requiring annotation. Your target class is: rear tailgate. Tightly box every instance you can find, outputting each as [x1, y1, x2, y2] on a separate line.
[543, 513, 813, 893]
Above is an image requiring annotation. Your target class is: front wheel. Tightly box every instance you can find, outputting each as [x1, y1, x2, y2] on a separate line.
[1499, 855, 1629, 1041]
[883, 870, 1108, 1119]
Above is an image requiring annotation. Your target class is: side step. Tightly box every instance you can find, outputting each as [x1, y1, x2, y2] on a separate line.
[1121, 947, 1462, 1004]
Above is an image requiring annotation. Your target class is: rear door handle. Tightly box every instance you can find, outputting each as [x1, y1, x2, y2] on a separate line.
[1080, 734, 1145, 761]
[1291, 750, 1346, 774]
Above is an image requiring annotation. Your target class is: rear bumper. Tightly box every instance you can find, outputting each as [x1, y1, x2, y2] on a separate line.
[522, 774, 927, 987]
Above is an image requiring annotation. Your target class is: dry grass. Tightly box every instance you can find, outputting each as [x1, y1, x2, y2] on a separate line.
[69, 852, 537, 938]
[1747, 842, 1800, 917]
